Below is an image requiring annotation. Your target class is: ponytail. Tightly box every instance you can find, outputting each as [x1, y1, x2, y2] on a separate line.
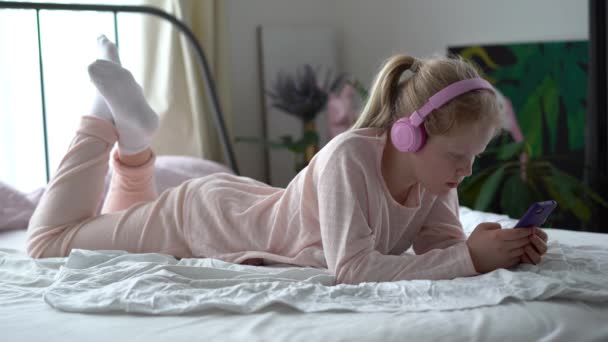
[351, 54, 419, 130]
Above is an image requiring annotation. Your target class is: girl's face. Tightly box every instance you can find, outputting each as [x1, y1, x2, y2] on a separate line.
[412, 121, 496, 195]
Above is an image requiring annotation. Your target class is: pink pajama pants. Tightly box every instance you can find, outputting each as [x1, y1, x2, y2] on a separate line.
[26, 116, 193, 258]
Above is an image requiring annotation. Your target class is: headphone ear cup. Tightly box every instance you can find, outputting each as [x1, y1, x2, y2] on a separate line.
[417, 124, 428, 151]
[391, 118, 423, 152]
[407, 125, 425, 152]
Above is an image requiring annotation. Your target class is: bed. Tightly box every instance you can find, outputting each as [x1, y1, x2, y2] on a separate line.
[1, 2, 608, 342]
[2, 208, 608, 341]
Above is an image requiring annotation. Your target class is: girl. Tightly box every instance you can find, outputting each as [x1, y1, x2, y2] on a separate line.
[26, 37, 548, 285]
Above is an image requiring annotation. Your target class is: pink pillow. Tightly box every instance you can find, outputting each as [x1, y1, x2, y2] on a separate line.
[1, 156, 234, 230]
[153, 155, 233, 193]
[0, 182, 41, 231]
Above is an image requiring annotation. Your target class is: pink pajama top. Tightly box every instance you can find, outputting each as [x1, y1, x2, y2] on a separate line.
[184, 128, 479, 284]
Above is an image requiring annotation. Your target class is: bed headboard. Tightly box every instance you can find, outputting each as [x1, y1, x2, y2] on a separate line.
[0, 1, 239, 180]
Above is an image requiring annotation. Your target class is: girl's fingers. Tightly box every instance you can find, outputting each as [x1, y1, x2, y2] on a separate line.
[531, 235, 547, 255]
[533, 227, 548, 242]
[521, 253, 533, 264]
[525, 245, 541, 264]
[509, 247, 526, 258]
[508, 256, 521, 268]
[506, 237, 531, 251]
[502, 228, 533, 241]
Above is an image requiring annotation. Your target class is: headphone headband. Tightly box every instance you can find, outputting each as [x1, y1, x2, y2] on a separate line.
[408, 78, 495, 127]
[390, 77, 496, 153]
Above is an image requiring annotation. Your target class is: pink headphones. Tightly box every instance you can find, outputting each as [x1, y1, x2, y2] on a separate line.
[390, 77, 495, 152]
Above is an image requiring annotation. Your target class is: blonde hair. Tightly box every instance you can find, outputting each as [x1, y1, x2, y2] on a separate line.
[351, 54, 504, 136]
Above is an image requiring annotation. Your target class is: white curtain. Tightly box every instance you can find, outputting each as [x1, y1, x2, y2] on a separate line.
[132, 0, 232, 163]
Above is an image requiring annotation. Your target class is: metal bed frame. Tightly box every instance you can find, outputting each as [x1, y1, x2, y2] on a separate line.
[0, 1, 240, 179]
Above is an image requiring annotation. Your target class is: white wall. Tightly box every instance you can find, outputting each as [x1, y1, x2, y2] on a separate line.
[225, 0, 338, 181]
[335, 0, 588, 88]
[225, 0, 588, 182]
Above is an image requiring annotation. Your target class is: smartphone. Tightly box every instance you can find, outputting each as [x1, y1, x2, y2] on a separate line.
[514, 200, 557, 228]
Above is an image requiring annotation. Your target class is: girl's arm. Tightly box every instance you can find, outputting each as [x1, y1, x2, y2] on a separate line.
[412, 189, 468, 254]
[316, 152, 478, 285]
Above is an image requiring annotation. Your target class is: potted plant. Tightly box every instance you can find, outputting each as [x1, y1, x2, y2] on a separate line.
[458, 134, 608, 228]
[237, 64, 345, 172]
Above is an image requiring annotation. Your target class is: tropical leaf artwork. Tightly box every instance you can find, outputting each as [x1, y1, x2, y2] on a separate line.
[449, 41, 594, 229]
[450, 42, 587, 170]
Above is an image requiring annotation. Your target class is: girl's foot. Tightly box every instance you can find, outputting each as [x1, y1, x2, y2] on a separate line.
[88, 59, 159, 155]
[89, 35, 121, 122]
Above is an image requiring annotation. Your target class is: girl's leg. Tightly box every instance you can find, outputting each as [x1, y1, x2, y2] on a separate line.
[100, 148, 158, 214]
[26, 116, 114, 255]
[27, 37, 190, 259]
[27, 122, 191, 259]
[88, 35, 159, 215]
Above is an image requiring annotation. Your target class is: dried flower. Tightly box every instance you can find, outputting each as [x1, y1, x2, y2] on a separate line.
[266, 64, 345, 122]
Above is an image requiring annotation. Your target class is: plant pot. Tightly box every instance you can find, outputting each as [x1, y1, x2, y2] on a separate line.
[303, 120, 318, 164]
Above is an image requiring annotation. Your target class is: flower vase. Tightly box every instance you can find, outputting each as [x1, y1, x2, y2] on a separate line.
[304, 120, 318, 163]
[294, 120, 319, 172]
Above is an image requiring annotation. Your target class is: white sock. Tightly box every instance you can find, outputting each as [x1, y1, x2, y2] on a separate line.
[89, 35, 121, 123]
[88, 59, 159, 155]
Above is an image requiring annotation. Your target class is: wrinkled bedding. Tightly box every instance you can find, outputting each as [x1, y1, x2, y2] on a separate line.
[0, 240, 599, 315]
[1, 208, 607, 341]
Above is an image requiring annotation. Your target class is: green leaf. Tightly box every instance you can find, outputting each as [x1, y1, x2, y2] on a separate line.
[285, 131, 320, 153]
[549, 165, 608, 207]
[474, 165, 507, 211]
[535, 171, 590, 222]
[235, 136, 294, 150]
[537, 166, 591, 222]
[539, 177, 567, 207]
[348, 79, 369, 100]
[458, 165, 499, 207]
[499, 173, 534, 218]
[572, 200, 592, 222]
[496, 142, 526, 161]
[301, 130, 319, 145]
[279, 135, 295, 146]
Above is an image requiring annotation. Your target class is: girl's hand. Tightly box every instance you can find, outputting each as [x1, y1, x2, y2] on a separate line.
[466, 222, 533, 273]
[520, 227, 548, 265]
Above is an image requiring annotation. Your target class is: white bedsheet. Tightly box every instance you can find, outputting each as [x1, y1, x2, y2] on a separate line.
[32, 241, 608, 315]
[2, 208, 608, 341]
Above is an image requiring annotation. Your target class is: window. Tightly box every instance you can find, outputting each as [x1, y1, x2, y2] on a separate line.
[0, 0, 143, 193]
